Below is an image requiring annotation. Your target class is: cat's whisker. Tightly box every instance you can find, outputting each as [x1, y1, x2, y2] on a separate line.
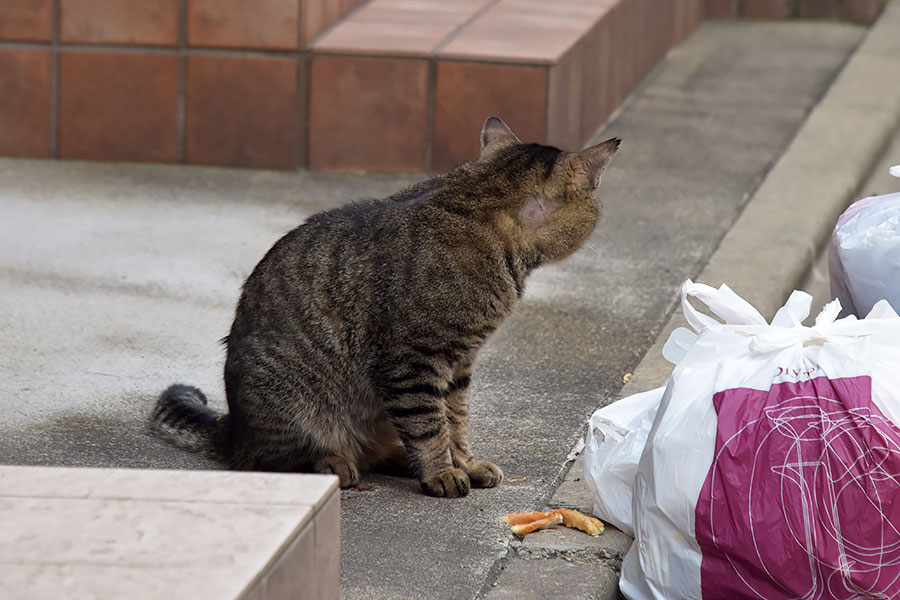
[591, 229, 613, 243]
[583, 241, 603, 257]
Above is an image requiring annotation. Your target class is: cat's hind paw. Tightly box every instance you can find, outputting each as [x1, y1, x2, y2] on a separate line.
[315, 455, 360, 488]
[467, 460, 503, 488]
[421, 468, 470, 498]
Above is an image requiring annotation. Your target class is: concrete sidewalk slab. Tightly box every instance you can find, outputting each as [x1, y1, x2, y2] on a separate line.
[0, 16, 876, 600]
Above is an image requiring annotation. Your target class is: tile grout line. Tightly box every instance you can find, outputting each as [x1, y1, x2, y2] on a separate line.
[177, 0, 187, 163]
[306, 0, 372, 49]
[543, 63, 552, 145]
[295, 0, 306, 169]
[310, 49, 558, 68]
[299, 54, 310, 166]
[50, 0, 60, 158]
[424, 58, 437, 172]
[430, 0, 500, 56]
[0, 41, 303, 58]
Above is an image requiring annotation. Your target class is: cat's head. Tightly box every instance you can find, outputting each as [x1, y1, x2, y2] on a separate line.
[476, 116, 620, 265]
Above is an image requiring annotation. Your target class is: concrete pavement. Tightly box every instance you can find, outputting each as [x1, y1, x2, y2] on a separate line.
[2, 9, 900, 600]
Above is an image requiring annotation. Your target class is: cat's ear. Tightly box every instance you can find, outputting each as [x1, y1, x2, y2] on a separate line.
[577, 137, 621, 188]
[480, 116, 521, 156]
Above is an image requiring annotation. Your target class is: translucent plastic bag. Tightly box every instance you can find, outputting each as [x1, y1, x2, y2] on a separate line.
[829, 165, 900, 316]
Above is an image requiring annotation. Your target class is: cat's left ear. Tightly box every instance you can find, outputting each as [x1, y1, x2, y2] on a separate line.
[577, 137, 621, 188]
[480, 116, 521, 157]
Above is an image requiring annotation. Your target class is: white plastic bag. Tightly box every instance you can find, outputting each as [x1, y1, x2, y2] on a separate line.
[584, 386, 663, 536]
[829, 165, 900, 316]
[619, 280, 900, 599]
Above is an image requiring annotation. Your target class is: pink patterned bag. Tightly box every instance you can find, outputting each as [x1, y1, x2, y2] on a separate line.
[621, 281, 900, 599]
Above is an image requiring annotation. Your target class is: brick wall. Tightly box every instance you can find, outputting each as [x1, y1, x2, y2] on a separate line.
[0, 0, 364, 169]
[0, 0, 888, 172]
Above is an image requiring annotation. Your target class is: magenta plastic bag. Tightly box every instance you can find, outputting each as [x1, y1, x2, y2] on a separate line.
[695, 376, 900, 599]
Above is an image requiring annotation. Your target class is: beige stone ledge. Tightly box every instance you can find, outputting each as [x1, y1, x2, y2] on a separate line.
[0, 466, 339, 600]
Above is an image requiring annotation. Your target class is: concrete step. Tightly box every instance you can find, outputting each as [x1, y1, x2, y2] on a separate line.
[0, 466, 340, 600]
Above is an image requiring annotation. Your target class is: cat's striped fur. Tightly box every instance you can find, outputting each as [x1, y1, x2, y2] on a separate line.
[150, 117, 619, 497]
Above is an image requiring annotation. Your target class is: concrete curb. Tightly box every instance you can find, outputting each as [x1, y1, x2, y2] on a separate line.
[623, 0, 900, 397]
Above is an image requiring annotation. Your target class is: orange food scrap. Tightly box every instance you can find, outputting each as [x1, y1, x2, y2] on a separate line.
[555, 507, 605, 536]
[504, 508, 605, 537]
[509, 512, 562, 536]
[503, 511, 552, 526]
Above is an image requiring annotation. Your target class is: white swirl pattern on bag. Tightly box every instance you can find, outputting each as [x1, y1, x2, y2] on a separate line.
[696, 379, 900, 599]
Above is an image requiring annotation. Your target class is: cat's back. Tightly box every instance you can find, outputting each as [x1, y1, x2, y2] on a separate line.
[231, 182, 462, 332]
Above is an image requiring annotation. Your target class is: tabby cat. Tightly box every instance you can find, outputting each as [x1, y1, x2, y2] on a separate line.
[150, 117, 619, 497]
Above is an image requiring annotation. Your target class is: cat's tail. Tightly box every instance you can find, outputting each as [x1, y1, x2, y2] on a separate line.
[149, 384, 231, 460]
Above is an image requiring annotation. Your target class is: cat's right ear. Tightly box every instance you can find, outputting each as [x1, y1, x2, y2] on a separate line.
[577, 137, 621, 188]
[480, 116, 521, 156]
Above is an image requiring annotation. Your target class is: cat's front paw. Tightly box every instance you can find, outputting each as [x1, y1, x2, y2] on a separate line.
[421, 468, 470, 498]
[314, 455, 360, 489]
[467, 460, 503, 488]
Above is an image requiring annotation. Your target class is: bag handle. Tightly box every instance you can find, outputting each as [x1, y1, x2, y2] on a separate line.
[681, 280, 767, 333]
[748, 298, 900, 354]
[771, 290, 813, 327]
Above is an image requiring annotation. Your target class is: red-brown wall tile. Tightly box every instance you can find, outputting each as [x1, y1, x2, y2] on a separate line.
[60, 0, 179, 46]
[795, 0, 885, 23]
[432, 61, 547, 173]
[677, 0, 704, 43]
[794, 0, 840, 19]
[0, 49, 52, 157]
[643, 0, 668, 81]
[58, 52, 178, 162]
[626, 0, 645, 96]
[741, 0, 791, 18]
[839, 0, 886, 23]
[296, 55, 310, 168]
[605, 0, 632, 111]
[579, 17, 612, 144]
[704, 0, 735, 17]
[548, 45, 584, 152]
[308, 55, 429, 172]
[0, 0, 52, 41]
[188, 0, 299, 50]
[673, 0, 689, 43]
[649, 0, 673, 72]
[186, 55, 298, 169]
